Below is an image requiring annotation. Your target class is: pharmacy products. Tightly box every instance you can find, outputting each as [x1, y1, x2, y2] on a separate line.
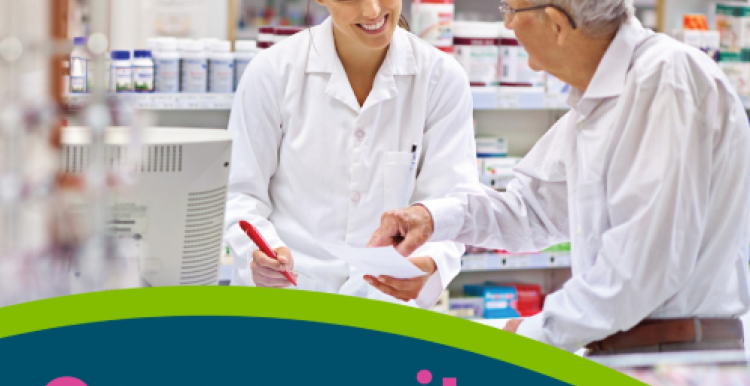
[70, 37, 88, 93]
[499, 28, 544, 87]
[208, 40, 234, 93]
[132, 50, 155, 93]
[86, 56, 110, 93]
[453, 21, 501, 86]
[258, 27, 275, 50]
[719, 51, 750, 97]
[412, 0, 454, 51]
[180, 40, 208, 93]
[672, 30, 721, 61]
[475, 137, 507, 157]
[153, 38, 180, 93]
[479, 157, 520, 190]
[274, 26, 304, 45]
[234, 40, 258, 90]
[464, 283, 542, 319]
[199, 38, 220, 54]
[716, 3, 750, 51]
[110, 50, 132, 92]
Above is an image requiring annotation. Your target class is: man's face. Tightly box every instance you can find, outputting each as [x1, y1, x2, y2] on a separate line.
[504, 0, 558, 72]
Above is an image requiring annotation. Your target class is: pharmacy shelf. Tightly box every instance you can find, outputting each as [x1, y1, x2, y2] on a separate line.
[65, 90, 570, 111]
[471, 87, 570, 110]
[64, 93, 236, 110]
[460, 251, 571, 272]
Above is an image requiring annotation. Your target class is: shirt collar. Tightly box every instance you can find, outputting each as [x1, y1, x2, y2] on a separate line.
[568, 17, 651, 117]
[305, 17, 417, 76]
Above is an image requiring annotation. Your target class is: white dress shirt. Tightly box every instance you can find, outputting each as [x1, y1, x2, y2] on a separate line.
[224, 18, 479, 308]
[422, 18, 750, 350]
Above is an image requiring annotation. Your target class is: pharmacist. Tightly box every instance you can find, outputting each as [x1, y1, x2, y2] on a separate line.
[223, 0, 480, 307]
[369, 0, 750, 354]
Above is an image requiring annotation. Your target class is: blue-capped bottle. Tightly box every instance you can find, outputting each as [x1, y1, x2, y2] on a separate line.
[133, 50, 155, 93]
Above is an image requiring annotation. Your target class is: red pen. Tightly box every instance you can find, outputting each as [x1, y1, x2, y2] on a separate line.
[239, 220, 297, 286]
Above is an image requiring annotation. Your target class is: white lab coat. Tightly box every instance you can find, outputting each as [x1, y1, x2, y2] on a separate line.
[224, 18, 479, 308]
[422, 18, 750, 350]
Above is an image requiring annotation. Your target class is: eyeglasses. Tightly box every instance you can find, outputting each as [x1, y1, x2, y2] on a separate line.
[499, 1, 578, 29]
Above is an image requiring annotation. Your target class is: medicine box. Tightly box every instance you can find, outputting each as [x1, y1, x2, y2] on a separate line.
[475, 137, 507, 157]
[478, 157, 520, 190]
[716, 3, 750, 51]
[719, 50, 750, 96]
[448, 297, 485, 318]
[464, 283, 542, 319]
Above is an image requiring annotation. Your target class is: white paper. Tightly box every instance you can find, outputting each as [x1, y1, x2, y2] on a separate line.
[318, 242, 426, 279]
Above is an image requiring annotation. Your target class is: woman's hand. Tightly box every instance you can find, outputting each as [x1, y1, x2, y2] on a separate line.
[364, 256, 437, 302]
[250, 246, 298, 288]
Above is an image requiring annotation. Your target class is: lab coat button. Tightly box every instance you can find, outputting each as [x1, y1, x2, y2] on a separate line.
[351, 191, 361, 202]
[355, 129, 366, 141]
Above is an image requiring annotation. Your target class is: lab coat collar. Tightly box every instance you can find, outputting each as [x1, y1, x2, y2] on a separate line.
[569, 17, 647, 118]
[306, 17, 417, 112]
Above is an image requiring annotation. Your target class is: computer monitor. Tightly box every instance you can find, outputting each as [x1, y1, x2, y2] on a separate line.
[60, 126, 232, 286]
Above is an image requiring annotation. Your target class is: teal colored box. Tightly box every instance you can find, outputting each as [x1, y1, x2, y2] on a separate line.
[464, 284, 520, 319]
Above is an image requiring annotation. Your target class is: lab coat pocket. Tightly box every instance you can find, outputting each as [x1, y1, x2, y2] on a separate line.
[384, 151, 416, 211]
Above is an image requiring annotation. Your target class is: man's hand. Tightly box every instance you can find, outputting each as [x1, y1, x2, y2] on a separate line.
[364, 255, 437, 302]
[250, 246, 298, 288]
[367, 205, 434, 257]
[503, 319, 524, 334]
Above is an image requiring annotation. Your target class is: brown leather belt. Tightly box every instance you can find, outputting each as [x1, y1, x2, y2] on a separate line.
[586, 318, 744, 353]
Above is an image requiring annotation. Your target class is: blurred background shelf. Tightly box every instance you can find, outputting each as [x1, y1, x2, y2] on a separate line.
[66, 90, 570, 111]
[64, 93, 236, 110]
[461, 252, 572, 272]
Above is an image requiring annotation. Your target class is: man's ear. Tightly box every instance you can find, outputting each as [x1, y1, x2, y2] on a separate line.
[545, 6, 573, 46]
[312, 0, 325, 6]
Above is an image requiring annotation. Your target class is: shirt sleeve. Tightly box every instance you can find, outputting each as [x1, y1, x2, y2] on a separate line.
[410, 55, 482, 308]
[518, 66, 721, 351]
[224, 53, 286, 286]
[420, 115, 572, 253]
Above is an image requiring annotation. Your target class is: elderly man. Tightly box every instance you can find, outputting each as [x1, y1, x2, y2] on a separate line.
[367, 0, 750, 355]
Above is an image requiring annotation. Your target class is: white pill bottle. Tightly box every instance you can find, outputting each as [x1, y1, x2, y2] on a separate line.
[208, 40, 235, 93]
[153, 38, 180, 93]
[180, 40, 208, 93]
[110, 50, 132, 92]
[411, 0, 455, 52]
[234, 40, 258, 91]
[132, 50, 155, 93]
[70, 37, 89, 93]
[453, 21, 501, 87]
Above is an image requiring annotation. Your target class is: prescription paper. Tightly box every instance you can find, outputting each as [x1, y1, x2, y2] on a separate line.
[318, 242, 426, 279]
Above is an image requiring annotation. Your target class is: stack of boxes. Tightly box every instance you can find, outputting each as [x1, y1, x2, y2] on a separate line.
[475, 137, 522, 191]
[463, 283, 543, 319]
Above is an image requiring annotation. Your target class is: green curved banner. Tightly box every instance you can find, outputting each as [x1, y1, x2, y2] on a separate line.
[0, 287, 641, 385]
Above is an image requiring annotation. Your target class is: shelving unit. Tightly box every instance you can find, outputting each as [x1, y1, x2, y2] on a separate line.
[461, 252, 571, 272]
[64, 90, 571, 111]
[64, 93, 236, 110]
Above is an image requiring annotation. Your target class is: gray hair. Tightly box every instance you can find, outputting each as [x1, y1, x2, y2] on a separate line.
[528, 0, 635, 37]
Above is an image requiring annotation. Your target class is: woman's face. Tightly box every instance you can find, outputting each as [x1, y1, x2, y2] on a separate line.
[320, 0, 402, 51]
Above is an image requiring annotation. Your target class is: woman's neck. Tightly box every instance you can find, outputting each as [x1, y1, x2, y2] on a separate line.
[332, 26, 389, 106]
[333, 27, 388, 76]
